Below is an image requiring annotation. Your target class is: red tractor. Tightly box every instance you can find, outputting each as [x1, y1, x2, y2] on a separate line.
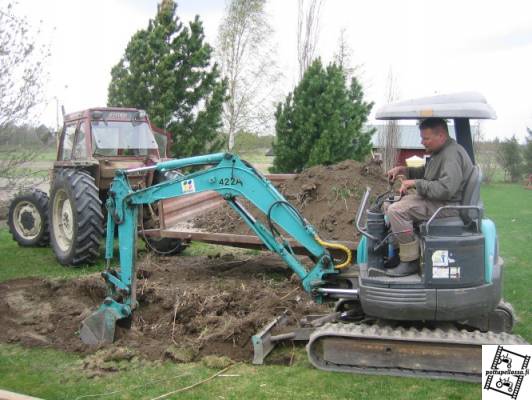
[8, 108, 183, 265]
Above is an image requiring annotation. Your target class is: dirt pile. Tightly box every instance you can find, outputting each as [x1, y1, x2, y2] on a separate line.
[0, 253, 328, 363]
[193, 160, 389, 241]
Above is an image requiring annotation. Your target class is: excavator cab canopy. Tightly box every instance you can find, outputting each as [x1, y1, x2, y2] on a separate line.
[375, 91, 497, 164]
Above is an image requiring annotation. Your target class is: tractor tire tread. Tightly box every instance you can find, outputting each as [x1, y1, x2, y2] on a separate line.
[49, 169, 103, 266]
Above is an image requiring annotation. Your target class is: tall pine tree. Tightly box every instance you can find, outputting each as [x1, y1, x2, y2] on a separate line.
[272, 59, 373, 173]
[108, 0, 227, 157]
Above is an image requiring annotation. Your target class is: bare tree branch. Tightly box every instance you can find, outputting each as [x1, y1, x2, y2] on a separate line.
[0, 2, 49, 193]
[333, 28, 363, 81]
[297, 0, 323, 80]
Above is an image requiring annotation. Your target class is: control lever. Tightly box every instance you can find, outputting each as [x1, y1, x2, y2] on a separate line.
[355, 187, 378, 241]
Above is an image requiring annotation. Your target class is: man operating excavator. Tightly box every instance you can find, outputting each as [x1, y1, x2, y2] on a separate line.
[385, 117, 473, 276]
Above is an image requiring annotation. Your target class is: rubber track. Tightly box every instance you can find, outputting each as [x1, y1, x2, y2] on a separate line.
[8, 189, 50, 246]
[307, 322, 528, 382]
[51, 170, 104, 265]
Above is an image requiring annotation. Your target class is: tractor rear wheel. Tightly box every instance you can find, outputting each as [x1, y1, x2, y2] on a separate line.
[49, 170, 104, 266]
[8, 189, 50, 247]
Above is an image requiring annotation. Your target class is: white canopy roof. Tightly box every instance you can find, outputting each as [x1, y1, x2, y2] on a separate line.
[375, 92, 497, 120]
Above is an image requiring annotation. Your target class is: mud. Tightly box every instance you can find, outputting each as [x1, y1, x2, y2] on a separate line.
[0, 252, 328, 364]
[192, 159, 389, 241]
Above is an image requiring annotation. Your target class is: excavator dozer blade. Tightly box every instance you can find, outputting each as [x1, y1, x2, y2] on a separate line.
[80, 308, 120, 345]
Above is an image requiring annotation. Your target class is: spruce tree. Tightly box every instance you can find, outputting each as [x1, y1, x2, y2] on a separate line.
[525, 128, 532, 175]
[107, 0, 227, 157]
[272, 59, 373, 173]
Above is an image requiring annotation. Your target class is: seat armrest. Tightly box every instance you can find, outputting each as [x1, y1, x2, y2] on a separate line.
[425, 205, 483, 235]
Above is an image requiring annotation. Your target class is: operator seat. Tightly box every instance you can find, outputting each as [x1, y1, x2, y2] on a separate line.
[420, 165, 482, 236]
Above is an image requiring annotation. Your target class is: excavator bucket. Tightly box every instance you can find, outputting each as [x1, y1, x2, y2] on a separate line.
[80, 307, 120, 345]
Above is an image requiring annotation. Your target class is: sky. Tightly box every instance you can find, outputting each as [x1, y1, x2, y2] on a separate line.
[8, 0, 532, 142]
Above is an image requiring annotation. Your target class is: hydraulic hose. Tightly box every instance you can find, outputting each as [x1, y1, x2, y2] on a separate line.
[314, 235, 352, 270]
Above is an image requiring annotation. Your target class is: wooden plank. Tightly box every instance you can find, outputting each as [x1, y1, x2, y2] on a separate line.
[161, 191, 221, 214]
[0, 390, 43, 400]
[142, 229, 358, 257]
[158, 174, 296, 227]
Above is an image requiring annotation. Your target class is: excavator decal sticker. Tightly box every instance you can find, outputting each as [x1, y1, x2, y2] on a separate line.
[181, 179, 196, 194]
[432, 250, 450, 266]
[432, 250, 460, 279]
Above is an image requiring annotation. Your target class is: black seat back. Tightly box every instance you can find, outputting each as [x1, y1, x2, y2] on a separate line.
[460, 165, 482, 224]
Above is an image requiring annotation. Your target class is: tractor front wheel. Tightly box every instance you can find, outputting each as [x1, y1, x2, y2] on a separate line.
[49, 170, 104, 266]
[8, 189, 50, 247]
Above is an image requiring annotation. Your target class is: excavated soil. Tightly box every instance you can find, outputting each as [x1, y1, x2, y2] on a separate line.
[192, 159, 389, 241]
[0, 252, 328, 364]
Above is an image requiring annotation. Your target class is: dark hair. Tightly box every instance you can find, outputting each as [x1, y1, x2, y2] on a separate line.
[419, 118, 449, 135]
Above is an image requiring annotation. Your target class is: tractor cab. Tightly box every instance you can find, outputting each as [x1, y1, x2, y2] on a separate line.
[59, 108, 160, 161]
[354, 92, 512, 332]
[56, 108, 162, 191]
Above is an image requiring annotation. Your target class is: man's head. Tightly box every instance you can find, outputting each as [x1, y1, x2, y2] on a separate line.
[419, 118, 449, 154]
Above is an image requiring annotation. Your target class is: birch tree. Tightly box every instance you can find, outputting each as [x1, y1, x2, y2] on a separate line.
[217, 0, 280, 150]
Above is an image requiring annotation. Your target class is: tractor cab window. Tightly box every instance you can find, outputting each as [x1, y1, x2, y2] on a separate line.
[153, 131, 168, 158]
[60, 123, 77, 160]
[91, 120, 158, 157]
[72, 123, 87, 159]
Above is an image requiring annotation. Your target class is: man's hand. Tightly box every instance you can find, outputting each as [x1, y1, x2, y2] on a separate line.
[386, 166, 407, 182]
[399, 179, 416, 195]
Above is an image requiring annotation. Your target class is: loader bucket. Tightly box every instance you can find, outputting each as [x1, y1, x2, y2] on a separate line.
[80, 307, 121, 345]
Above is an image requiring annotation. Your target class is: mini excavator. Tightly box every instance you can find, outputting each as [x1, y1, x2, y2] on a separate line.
[80, 92, 527, 382]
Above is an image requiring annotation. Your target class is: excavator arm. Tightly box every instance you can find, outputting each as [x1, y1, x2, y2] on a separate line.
[80, 153, 352, 345]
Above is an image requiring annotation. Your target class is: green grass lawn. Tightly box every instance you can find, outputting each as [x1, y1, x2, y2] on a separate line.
[0, 146, 56, 161]
[0, 344, 479, 400]
[481, 183, 532, 340]
[0, 183, 530, 399]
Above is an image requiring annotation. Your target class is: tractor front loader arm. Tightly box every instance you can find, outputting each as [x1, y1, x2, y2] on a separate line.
[80, 153, 351, 345]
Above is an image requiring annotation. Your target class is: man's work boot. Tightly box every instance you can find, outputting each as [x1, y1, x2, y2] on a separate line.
[384, 250, 400, 269]
[385, 239, 419, 277]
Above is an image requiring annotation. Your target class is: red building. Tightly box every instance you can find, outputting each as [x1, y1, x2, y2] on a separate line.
[370, 124, 465, 166]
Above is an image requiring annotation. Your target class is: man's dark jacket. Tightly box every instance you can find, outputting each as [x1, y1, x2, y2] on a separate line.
[407, 138, 473, 202]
